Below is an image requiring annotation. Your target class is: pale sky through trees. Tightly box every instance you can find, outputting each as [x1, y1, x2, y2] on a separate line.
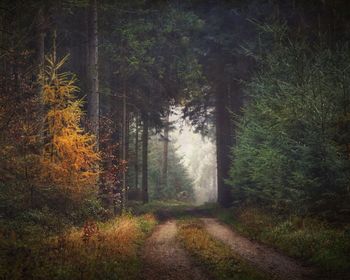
[170, 108, 217, 204]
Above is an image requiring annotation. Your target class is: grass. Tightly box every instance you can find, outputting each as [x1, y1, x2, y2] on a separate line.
[177, 218, 268, 280]
[215, 206, 350, 278]
[129, 199, 192, 214]
[0, 213, 157, 280]
[129, 199, 203, 221]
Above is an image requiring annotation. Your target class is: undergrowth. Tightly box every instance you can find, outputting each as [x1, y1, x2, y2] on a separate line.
[0, 214, 157, 280]
[216, 207, 350, 278]
[129, 200, 191, 214]
[177, 218, 268, 280]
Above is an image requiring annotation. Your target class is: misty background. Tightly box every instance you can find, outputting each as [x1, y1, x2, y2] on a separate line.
[171, 108, 217, 205]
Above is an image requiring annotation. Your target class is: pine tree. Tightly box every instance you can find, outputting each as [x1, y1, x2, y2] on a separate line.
[40, 53, 100, 193]
[228, 25, 350, 216]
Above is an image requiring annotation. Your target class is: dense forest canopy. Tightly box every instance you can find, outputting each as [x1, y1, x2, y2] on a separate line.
[1, 0, 350, 218]
[1, 0, 350, 279]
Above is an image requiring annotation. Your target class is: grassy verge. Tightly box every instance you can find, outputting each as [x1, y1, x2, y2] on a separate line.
[129, 200, 192, 214]
[215, 207, 350, 277]
[177, 218, 268, 280]
[129, 199, 201, 221]
[0, 214, 157, 280]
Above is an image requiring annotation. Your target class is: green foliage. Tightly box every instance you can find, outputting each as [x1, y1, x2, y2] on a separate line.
[266, 221, 350, 273]
[0, 182, 107, 240]
[100, 2, 204, 125]
[229, 26, 350, 217]
[148, 136, 194, 201]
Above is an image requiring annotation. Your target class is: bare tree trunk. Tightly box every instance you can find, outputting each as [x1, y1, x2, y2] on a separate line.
[87, 0, 99, 147]
[141, 112, 149, 203]
[36, 7, 45, 68]
[84, 6, 90, 93]
[215, 83, 233, 208]
[121, 87, 127, 210]
[161, 108, 170, 191]
[135, 115, 139, 193]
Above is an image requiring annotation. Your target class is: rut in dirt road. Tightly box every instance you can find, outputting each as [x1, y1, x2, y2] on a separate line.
[141, 220, 209, 280]
[202, 218, 315, 280]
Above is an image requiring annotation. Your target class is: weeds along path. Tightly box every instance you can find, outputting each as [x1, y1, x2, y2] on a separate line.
[141, 220, 209, 280]
[202, 218, 315, 280]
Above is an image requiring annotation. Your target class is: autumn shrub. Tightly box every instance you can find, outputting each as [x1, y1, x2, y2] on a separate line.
[0, 214, 157, 280]
[177, 219, 267, 280]
[137, 213, 158, 233]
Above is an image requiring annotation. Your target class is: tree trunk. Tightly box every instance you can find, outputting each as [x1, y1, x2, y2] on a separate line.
[161, 108, 170, 190]
[36, 7, 45, 68]
[141, 112, 149, 203]
[87, 0, 99, 146]
[83, 6, 90, 95]
[121, 87, 127, 210]
[215, 83, 234, 208]
[135, 115, 139, 191]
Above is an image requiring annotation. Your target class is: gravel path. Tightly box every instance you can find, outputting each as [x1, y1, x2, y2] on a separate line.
[202, 218, 315, 280]
[141, 220, 209, 280]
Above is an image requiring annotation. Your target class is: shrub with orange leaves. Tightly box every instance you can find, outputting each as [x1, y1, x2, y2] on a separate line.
[0, 213, 157, 279]
[82, 220, 99, 243]
[41, 214, 157, 279]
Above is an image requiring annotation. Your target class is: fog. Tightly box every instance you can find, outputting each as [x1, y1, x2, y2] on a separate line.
[170, 109, 217, 205]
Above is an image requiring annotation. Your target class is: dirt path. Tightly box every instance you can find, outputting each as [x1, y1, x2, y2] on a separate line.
[202, 218, 315, 280]
[141, 220, 209, 280]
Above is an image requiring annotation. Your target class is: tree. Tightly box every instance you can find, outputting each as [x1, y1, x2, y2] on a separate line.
[228, 23, 350, 217]
[161, 108, 170, 190]
[148, 134, 194, 201]
[98, 2, 204, 204]
[141, 110, 149, 203]
[87, 0, 99, 145]
[183, 2, 257, 207]
[40, 53, 99, 193]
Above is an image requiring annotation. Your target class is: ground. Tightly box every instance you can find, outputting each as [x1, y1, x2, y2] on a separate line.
[139, 206, 318, 280]
[142, 220, 209, 280]
[202, 218, 314, 280]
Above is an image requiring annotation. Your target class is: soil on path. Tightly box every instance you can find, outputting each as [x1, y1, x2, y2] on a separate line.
[202, 218, 315, 280]
[141, 220, 209, 280]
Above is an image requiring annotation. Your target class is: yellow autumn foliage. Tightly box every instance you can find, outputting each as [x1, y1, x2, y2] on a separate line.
[39, 54, 99, 192]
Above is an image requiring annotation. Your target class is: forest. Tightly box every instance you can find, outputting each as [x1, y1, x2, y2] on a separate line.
[0, 0, 349, 279]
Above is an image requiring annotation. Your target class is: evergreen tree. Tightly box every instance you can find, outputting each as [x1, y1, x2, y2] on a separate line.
[148, 135, 194, 201]
[228, 24, 350, 217]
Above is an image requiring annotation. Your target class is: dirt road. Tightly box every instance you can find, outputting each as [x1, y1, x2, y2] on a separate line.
[141, 216, 317, 280]
[202, 218, 315, 280]
[141, 220, 209, 280]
